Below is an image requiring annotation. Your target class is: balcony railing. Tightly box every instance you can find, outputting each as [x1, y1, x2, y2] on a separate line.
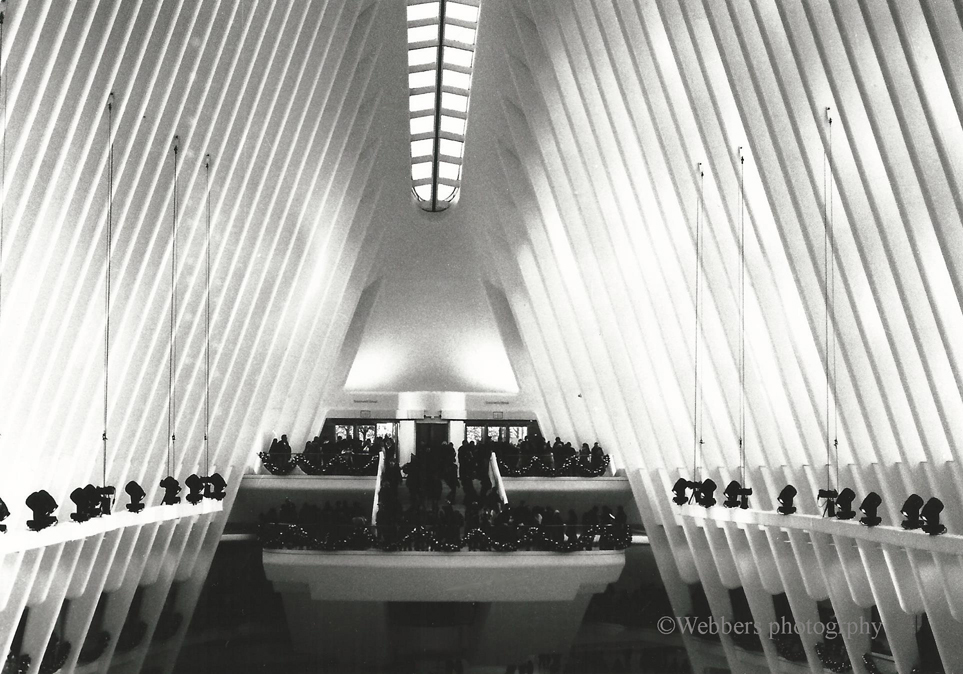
[259, 521, 632, 554]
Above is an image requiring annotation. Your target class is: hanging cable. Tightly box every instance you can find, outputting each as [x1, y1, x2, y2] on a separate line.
[168, 136, 178, 478]
[739, 148, 746, 487]
[205, 154, 211, 476]
[0, 7, 5, 449]
[103, 93, 114, 488]
[823, 108, 832, 491]
[0, 5, 4, 323]
[692, 164, 705, 482]
[829, 114, 837, 489]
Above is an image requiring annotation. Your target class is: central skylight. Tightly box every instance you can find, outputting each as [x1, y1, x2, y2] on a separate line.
[407, 0, 480, 212]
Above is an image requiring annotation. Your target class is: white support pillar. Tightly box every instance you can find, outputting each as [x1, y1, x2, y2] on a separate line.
[399, 421, 416, 466]
[449, 420, 466, 446]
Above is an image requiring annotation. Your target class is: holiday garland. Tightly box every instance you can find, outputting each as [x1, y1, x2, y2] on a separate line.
[258, 452, 380, 476]
[815, 639, 853, 673]
[2, 653, 30, 674]
[496, 454, 610, 478]
[771, 632, 807, 662]
[257, 453, 298, 475]
[38, 635, 69, 674]
[259, 521, 631, 554]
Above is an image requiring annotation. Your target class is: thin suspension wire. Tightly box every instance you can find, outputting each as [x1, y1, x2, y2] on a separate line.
[0, 7, 4, 325]
[692, 164, 704, 482]
[205, 154, 211, 475]
[0, 7, 5, 448]
[739, 149, 746, 487]
[168, 137, 178, 478]
[104, 93, 114, 488]
[829, 116, 837, 489]
[823, 109, 831, 490]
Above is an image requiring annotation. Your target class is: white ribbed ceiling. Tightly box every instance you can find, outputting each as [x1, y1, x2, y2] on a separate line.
[2, 0, 963, 670]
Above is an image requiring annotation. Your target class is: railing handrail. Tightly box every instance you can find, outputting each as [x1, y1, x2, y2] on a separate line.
[371, 450, 385, 526]
[489, 452, 508, 506]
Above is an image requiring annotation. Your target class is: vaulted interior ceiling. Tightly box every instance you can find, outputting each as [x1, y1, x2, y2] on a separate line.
[2, 0, 963, 669]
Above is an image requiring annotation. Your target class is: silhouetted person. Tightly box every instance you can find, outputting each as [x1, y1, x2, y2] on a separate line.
[279, 499, 298, 524]
[459, 441, 476, 503]
[579, 443, 591, 462]
[591, 442, 605, 468]
[26, 490, 58, 531]
[270, 434, 292, 456]
[125, 481, 146, 513]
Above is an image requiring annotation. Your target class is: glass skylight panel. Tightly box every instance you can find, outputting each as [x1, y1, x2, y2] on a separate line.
[412, 162, 433, 181]
[441, 92, 468, 113]
[411, 139, 434, 158]
[407, 2, 439, 21]
[408, 0, 480, 211]
[410, 70, 436, 89]
[446, 25, 476, 45]
[439, 115, 466, 135]
[446, 2, 479, 22]
[442, 69, 470, 90]
[439, 139, 464, 158]
[438, 162, 460, 180]
[410, 92, 436, 112]
[410, 116, 434, 135]
[438, 184, 458, 201]
[408, 47, 437, 67]
[442, 47, 473, 68]
[408, 25, 438, 44]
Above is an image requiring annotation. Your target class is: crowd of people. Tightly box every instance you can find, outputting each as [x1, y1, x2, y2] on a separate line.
[261, 433, 395, 475]
[261, 498, 370, 529]
[490, 436, 607, 471]
[584, 583, 671, 629]
[259, 490, 632, 553]
[261, 428, 611, 479]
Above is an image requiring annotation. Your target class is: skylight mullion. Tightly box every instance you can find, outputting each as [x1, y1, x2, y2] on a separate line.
[437, 130, 465, 143]
[409, 39, 441, 51]
[430, 0, 447, 211]
[407, 17, 441, 29]
[444, 17, 477, 30]
[409, 0, 480, 211]
[438, 107, 467, 120]
[409, 62, 442, 74]
[442, 38, 474, 52]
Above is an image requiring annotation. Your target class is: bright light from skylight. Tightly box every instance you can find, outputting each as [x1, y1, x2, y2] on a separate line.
[407, 0, 481, 212]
